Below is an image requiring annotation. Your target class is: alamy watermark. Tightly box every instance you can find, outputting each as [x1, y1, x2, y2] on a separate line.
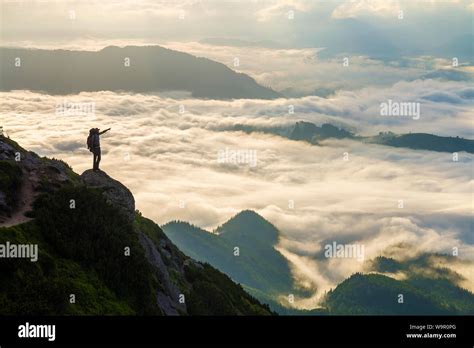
[56, 99, 95, 117]
[0, 242, 38, 262]
[324, 241, 365, 262]
[217, 147, 257, 167]
[380, 99, 420, 120]
[18, 322, 55, 341]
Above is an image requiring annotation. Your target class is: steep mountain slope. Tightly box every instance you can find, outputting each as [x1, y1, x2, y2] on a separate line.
[163, 210, 294, 299]
[0, 135, 273, 315]
[0, 46, 281, 100]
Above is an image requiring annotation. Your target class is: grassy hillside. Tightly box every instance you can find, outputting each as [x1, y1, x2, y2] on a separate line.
[0, 186, 157, 315]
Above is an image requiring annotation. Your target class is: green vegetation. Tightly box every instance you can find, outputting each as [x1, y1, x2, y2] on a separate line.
[0, 222, 135, 315]
[32, 186, 160, 314]
[163, 211, 295, 314]
[0, 160, 22, 214]
[164, 212, 474, 315]
[136, 213, 274, 315]
[184, 262, 273, 315]
[322, 255, 474, 315]
[324, 273, 448, 315]
[163, 210, 294, 295]
[0, 186, 161, 315]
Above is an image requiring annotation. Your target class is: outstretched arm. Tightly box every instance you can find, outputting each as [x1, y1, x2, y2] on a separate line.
[99, 128, 111, 135]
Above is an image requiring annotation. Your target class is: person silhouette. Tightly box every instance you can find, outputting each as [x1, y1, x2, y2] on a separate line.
[88, 128, 111, 171]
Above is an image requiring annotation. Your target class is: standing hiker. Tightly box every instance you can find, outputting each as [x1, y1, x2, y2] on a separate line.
[87, 128, 111, 171]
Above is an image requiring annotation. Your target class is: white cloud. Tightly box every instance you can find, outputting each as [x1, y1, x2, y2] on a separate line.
[332, 0, 401, 19]
[2, 89, 472, 308]
[255, 0, 316, 22]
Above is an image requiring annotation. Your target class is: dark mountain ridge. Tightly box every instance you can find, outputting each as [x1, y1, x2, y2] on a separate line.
[231, 121, 474, 153]
[0, 45, 281, 100]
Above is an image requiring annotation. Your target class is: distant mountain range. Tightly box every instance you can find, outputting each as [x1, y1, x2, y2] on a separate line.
[163, 211, 474, 315]
[231, 121, 474, 154]
[0, 46, 281, 99]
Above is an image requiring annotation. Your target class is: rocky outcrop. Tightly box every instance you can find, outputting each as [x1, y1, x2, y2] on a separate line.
[138, 232, 186, 315]
[80, 169, 135, 222]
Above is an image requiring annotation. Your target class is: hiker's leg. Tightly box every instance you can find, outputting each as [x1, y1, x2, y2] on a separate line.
[96, 150, 101, 170]
[93, 153, 97, 170]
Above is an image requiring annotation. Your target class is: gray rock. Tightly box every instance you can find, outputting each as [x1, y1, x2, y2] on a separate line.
[80, 169, 135, 222]
[138, 232, 186, 315]
[0, 140, 16, 160]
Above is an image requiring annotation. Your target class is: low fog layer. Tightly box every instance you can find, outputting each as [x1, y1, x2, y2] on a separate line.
[2, 89, 472, 307]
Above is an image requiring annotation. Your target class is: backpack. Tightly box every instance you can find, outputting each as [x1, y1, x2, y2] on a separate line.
[87, 133, 94, 152]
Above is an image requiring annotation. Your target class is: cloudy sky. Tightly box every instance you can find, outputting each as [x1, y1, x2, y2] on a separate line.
[2, 0, 473, 46]
[1, 0, 473, 308]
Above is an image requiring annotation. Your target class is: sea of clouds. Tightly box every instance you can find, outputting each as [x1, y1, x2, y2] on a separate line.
[2, 79, 472, 308]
